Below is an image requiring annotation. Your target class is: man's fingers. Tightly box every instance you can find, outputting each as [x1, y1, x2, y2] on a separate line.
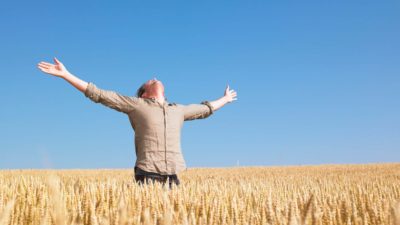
[37, 65, 49, 71]
[39, 62, 54, 66]
[38, 62, 55, 69]
[38, 65, 50, 70]
[38, 62, 51, 66]
[38, 64, 51, 69]
[38, 67, 50, 73]
[37, 63, 54, 73]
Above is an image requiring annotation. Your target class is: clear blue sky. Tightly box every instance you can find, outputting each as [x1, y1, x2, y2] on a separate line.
[0, 1, 399, 169]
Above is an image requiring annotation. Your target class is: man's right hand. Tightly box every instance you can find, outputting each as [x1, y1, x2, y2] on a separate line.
[37, 57, 70, 78]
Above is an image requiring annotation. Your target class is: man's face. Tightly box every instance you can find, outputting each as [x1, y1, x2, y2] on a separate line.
[142, 78, 164, 97]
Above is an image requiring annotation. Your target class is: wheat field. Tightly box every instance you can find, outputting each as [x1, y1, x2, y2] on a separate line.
[0, 163, 399, 225]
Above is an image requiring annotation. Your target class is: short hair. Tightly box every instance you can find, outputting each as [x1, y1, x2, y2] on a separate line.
[136, 83, 146, 98]
[136, 81, 168, 101]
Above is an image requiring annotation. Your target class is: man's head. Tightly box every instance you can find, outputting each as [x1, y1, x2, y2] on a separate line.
[136, 78, 165, 99]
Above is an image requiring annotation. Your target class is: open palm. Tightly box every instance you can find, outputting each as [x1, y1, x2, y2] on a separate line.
[224, 85, 238, 103]
[37, 57, 70, 78]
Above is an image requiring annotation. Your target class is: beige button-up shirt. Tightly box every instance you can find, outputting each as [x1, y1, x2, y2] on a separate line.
[84, 82, 214, 175]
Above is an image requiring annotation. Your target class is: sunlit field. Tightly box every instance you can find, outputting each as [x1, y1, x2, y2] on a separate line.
[0, 163, 399, 225]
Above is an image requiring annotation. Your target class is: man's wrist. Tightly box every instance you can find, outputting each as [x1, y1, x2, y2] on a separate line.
[222, 95, 229, 103]
[61, 72, 72, 80]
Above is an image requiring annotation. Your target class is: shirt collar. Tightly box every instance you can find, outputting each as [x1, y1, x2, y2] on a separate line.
[144, 97, 169, 106]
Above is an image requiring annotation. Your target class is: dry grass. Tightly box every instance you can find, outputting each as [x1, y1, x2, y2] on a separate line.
[0, 163, 399, 225]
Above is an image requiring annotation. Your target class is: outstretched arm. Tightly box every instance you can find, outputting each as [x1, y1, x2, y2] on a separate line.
[37, 57, 88, 93]
[37, 57, 140, 113]
[182, 85, 238, 121]
[208, 85, 238, 111]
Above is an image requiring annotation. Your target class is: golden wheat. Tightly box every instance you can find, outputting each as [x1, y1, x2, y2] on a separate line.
[0, 163, 399, 225]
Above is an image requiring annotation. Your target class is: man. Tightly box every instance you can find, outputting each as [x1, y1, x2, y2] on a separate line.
[37, 57, 238, 188]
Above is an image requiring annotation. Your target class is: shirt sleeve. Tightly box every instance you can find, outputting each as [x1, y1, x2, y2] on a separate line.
[84, 82, 140, 114]
[182, 100, 215, 121]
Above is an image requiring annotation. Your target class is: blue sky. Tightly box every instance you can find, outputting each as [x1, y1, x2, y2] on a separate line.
[0, 1, 399, 169]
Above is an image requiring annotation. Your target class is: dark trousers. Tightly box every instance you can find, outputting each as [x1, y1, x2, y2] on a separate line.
[134, 166, 180, 189]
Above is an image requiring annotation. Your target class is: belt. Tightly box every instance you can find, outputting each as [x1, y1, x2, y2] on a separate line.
[134, 166, 176, 177]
